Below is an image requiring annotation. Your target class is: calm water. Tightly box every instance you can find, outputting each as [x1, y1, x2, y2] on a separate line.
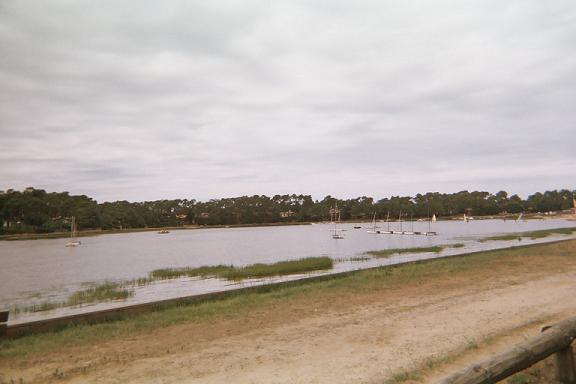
[1, 219, 575, 324]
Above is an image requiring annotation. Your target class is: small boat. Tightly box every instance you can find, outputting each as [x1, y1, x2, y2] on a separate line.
[158, 229, 170, 234]
[353, 226, 362, 229]
[65, 216, 81, 247]
[425, 212, 437, 236]
[515, 213, 524, 223]
[463, 213, 469, 223]
[367, 212, 380, 234]
[330, 205, 345, 239]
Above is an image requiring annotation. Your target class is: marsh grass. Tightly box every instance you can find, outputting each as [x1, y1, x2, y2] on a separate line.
[26, 301, 61, 313]
[148, 257, 333, 281]
[149, 265, 232, 280]
[66, 282, 133, 306]
[2, 240, 575, 359]
[15, 258, 333, 314]
[221, 257, 333, 280]
[480, 227, 576, 242]
[367, 246, 444, 258]
[18, 282, 134, 314]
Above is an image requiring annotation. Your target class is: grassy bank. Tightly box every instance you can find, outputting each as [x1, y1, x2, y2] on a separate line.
[18, 282, 134, 314]
[149, 257, 333, 280]
[365, 243, 465, 258]
[480, 227, 576, 242]
[366, 246, 444, 258]
[15, 257, 333, 314]
[2, 240, 575, 359]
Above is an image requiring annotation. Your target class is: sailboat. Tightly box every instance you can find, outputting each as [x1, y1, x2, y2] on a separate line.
[426, 213, 437, 236]
[382, 211, 393, 234]
[463, 213, 469, 223]
[330, 206, 344, 239]
[65, 216, 81, 247]
[403, 213, 415, 235]
[395, 211, 404, 234]
[515, 213, 524, 223]
[367, 212, 381, 234]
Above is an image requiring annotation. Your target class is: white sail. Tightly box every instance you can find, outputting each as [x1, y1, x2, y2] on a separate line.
[65, 216, 81, 247]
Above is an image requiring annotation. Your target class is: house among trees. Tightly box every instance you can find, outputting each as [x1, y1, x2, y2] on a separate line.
[279, 210, 295, 218]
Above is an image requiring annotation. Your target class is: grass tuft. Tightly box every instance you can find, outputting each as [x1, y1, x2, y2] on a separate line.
[367, 246, 444, 258]
[149, 257, 334, 281]
[149, 265, 232, 280]
[480, 227, 576, 242]
[66, 282, 133, 306]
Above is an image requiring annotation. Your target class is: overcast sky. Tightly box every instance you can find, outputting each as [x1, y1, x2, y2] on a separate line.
[1, 0, 574, 202]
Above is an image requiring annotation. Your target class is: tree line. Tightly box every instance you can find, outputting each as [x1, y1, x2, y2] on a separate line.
[0, 188, 574, 234]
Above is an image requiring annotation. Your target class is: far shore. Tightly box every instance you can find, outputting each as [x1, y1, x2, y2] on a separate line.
[1, 212, 574, 241]
[0, 221, 312, 241]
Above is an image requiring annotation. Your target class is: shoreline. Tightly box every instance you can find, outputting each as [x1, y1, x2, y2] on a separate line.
[2, 213, 575, 241]
[0, 221, 312, 241]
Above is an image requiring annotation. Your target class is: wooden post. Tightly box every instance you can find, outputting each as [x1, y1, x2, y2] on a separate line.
[440, 316, 576, 384]
[0, 311, 8, 338]
[555, 345, 576, 384]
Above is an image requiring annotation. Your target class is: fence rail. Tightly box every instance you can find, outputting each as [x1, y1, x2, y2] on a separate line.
[440, 316, 576, 384]
[0, 310, 8, 337]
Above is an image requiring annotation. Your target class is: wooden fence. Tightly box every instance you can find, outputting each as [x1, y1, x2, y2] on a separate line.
[0, 310, 7, 337]
[440, 316, 576, 384]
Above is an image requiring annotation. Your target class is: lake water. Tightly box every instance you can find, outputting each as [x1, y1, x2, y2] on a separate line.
[1, 219, 575, 324]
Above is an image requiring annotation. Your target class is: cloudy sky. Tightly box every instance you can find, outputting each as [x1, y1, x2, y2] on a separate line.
[1, 0, 574, 202]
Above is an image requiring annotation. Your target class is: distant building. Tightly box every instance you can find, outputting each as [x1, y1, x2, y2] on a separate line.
[24, 187, 35, 193]
[199, 212, 210, 218]
[280, 210, 295, 218]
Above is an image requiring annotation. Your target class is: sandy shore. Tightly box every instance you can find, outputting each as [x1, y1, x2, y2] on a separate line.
[1, 241, 576, 383]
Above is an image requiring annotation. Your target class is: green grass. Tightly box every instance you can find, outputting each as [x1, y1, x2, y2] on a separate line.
[15, 258, 334, 313]
[449, 243, 466, 248]
[508, 373, 532, 384]
[221, 257, 333, 280]
[18, 282, 134, 314]
[2, 240, 574, 359]
[480, 227, 576, 242]
[481, 234, 522, 242]
[148, 257, 333, 281]
[149, 265, 233, 280]
[366, 246, 444, 258]
[66, 282, 133, 306]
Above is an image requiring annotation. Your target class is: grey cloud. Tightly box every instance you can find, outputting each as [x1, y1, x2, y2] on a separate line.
[1, 0, 575, 202]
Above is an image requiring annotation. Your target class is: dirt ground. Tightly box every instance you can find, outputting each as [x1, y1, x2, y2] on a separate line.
[2, 241, 576, 384]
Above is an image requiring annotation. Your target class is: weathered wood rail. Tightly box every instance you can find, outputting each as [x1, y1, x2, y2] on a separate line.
[0, 310, 8, 337]
[440, 316, 576, 384]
